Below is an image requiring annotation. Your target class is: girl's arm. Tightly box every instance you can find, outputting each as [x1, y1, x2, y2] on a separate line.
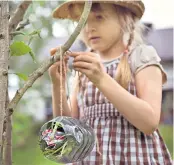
[97, 65, 162, 135]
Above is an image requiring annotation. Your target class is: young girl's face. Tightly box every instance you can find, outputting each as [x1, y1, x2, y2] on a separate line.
[80, 3, 123, 52]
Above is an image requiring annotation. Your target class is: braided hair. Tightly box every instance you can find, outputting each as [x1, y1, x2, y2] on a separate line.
[115, 30, 135, 89]
[113, 4, 144, 89]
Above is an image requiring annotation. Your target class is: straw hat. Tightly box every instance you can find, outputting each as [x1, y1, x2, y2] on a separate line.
[52, 0, 145, 21]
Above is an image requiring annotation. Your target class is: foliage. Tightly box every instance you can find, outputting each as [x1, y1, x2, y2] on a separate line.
[12, 121, 173, 165]
[12, 112, 62, 165]
[12, 111, 34, 149]
[13, 135, 61, 165]
[159, 125, 173, 159]
[15, 73, 28, 81]
[10, 41, 32, 57]
[10, 29, 41, 63]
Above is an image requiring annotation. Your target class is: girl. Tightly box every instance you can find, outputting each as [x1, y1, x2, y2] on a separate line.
[49, 1, 172, 164]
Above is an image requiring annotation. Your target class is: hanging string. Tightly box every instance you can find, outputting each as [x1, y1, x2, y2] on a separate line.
[78, 71, 85, 116]
[64, 53, 73, 114]
[64, 50, 73, 113]
[59, 47, 63, 116]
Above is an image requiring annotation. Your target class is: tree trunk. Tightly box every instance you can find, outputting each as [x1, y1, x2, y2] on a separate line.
[0, 1, 9, 165]
[4, 91, 12, 165]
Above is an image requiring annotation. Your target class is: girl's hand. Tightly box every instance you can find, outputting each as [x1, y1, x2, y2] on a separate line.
[49, 47, 69, 85]
[68, 51, 106, 86]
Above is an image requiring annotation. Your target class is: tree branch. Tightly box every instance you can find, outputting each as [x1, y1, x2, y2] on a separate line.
[7, 1, 92, 116]
[16, 18, 30, 31]
[9, 1, 32, 33]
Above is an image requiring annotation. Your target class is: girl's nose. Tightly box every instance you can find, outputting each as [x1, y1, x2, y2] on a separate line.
[84, 22, 96, 33]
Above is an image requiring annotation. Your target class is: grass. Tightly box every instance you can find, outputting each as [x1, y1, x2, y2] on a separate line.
[159, 125, 173, 159]
[12, 135, 61, 165]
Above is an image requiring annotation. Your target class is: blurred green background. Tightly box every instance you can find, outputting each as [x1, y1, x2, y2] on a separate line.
[12, 112, 173, 165]
[8, 1, 173, 165]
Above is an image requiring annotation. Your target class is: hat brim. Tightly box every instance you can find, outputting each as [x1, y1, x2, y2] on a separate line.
[52, 1, 145, 21]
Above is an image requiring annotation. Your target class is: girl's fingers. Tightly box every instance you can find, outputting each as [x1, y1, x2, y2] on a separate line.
[67, 51, 80, 57]
[50, 47, 70, 60]
[73, 55, 94, 63]
[50, 47, 59, 56]
[64, 56, 69, 61]
[51, 61, 59, 68]
[67, 52, 100, 63]
[50, 58, 68, 72]
[74, 67, 91, 76]
[50, 48, 69, 63]
[68, 51, 98, 58]
[73, 61, 92, 69]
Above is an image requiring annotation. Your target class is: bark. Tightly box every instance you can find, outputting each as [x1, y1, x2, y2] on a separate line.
[0, 1, 9, 165]
[9, 1, 32, 33]
[3, 91, 11, 165]
[1, 2, 32, 165]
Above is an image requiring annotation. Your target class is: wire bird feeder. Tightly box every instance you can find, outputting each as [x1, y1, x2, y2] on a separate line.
[38, 116, 96, 164]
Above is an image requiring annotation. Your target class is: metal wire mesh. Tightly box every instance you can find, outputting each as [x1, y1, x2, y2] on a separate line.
[39, 116, 95, 164]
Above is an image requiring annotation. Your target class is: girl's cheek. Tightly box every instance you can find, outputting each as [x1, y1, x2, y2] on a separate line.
[81, 30, 87, 39]
[80, 31, 88, 45]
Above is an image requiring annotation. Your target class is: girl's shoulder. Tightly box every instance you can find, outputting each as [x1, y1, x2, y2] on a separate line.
[129, 44, 167, 84]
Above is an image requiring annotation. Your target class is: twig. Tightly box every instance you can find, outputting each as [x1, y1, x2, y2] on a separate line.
[16, 19, 30, 31]
[9, 1, 32, 33]
[10, 31, 26, 36]
[6, 1, 92, 116]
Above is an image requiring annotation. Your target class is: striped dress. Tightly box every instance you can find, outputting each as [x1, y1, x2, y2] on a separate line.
[71, 47, 172, 165]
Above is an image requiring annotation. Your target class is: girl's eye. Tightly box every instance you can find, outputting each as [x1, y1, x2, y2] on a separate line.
[96, 15, 103, 20]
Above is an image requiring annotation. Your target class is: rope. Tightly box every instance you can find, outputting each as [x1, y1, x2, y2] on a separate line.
[59, 47, 63, 116]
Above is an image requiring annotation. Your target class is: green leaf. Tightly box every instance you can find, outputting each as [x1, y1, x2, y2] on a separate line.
[10, 41, 31, 56]
[14, 73, 28, 81]
[29, 51, 37, 63]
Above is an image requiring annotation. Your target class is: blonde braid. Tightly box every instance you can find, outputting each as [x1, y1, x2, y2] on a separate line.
[115, 30, 135, 89]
